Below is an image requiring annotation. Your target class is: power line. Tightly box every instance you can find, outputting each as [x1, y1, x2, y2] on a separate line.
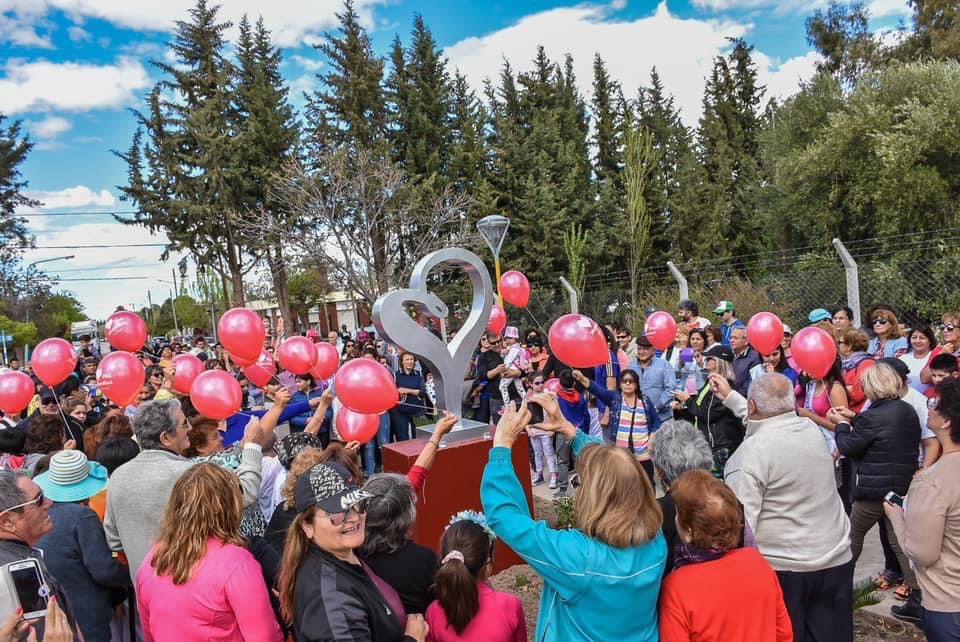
[17, 210, 138, 218]
[21, 243, 168, 249]
[47, 263, 161, 274]
[56, 277, 152, 282]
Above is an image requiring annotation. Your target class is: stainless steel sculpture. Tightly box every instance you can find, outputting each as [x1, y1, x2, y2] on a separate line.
[372, 248, 493, 438]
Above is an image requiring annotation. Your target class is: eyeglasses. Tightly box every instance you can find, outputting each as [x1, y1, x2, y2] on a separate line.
[323, 499, 369, 526]
[928, 397, 939, 410]
[940, 323, 957, 333]
[0, 491, 45, 517]
[872, 318, 889, 326]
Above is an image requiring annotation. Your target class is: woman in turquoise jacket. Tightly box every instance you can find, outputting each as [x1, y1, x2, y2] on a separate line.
[481, 396, 666, 642]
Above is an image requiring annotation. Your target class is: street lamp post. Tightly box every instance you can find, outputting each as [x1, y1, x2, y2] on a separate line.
[476, 215, 510, 308]
[157, 279, 180, 338]
[25, 255, 75, 323]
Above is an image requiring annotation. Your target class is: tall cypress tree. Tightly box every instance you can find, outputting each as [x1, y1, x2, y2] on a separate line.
[590, 55, 627, 274]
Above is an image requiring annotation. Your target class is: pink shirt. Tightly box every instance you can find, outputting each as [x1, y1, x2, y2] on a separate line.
[426, 582, 527, 642]
[137, 539, 283, 642]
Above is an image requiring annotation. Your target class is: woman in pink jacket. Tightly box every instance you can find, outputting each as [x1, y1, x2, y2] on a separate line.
[136, 463, 283, 642]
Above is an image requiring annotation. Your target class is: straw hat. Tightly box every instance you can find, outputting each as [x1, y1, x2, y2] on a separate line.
[34, 450, 108, 503]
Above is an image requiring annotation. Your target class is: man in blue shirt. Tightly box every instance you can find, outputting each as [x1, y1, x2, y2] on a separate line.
[628, 336, 677, 420]
[714, 300, 746, 347]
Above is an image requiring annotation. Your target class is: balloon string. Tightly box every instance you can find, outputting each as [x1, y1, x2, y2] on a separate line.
[55, 404, 81, 445]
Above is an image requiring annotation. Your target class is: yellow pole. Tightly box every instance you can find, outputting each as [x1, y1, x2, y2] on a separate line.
[494, 257, 504, 308]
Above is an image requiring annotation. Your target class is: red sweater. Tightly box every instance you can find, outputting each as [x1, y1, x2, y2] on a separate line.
[659, 548, 793, 642]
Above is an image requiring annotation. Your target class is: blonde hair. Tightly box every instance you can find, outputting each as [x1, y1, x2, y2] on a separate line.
[574, 444, 661, 547]
[150, 463, 244, 585]
[282, 447, 325, 510]
[861, 362, 902, 401]
[713, 358, 735, 383]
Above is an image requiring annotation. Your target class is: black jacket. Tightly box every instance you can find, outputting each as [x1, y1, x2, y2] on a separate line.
[835, 397, 920, 500]
[293, 545, 413, 642]
[678, 383, 745, 452]
[361, 541, 437, 615]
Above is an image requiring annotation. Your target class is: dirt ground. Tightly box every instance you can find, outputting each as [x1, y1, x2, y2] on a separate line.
[488, 497, 925, 641]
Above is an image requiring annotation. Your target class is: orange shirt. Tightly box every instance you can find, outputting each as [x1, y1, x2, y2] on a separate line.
[88, 488, 108, 522]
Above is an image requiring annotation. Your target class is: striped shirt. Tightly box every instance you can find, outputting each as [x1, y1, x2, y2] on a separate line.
[615, 400, 652, 459]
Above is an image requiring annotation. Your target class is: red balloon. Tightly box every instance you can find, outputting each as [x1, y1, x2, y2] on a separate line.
[278, 336, 319, 375]
[543, 378, 562, 394]
[171, 353, 203, 395]
[32, 338, 77, 386]
[500, 271, 531, 308]
[230, 353, 255, 367]
[791, 327, 838, 379]
[310, 342, 340, 380]
[548, 314, 609, 368]
[105, 311, 148, 352]
[645, 311, 678, 352]
[190, 370, 242, 420]
[335, 407, 380, 444]
[747, 312, 784, 356]
[0, 371, 35, 414]
[217, 308, 265, 362]
[487, 304, 507, 335]
[335, 358, 399, 414]
[243, 351, 277, 388]
[96, 351, 145, 408]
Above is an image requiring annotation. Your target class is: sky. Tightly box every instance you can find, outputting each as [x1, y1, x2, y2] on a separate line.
[3, 0, 912, 321]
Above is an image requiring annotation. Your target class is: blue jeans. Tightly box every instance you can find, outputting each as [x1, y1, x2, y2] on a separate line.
[924, 609, 960, 642]
[362, 413, 392, 476]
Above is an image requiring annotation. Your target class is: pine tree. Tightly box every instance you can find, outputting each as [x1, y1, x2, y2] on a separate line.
[0, 114, 36, 256]
[590, 55, 627, 274]
[447, 71, 489, 218]
[117, 0, 251, 304]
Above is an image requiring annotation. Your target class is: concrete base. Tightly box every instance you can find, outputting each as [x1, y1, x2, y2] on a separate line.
[415, 418, 490, 445]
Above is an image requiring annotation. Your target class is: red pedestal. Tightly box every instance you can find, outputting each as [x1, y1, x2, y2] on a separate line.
[381, 433, 533, 573]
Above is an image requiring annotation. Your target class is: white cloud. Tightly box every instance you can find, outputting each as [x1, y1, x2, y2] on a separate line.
[1, 0, 384, 48]
[26, 115, 71, 138]
[868, 0, 911, 19]
[0, 56, 150, 114]
[25, 185, 117, 209]
[755, 51, 823, 104]
[0, 5, 53, 48]
[290, 54, 324, 71]
[67, 25, 90, 41]
[446, 1, 816, 124]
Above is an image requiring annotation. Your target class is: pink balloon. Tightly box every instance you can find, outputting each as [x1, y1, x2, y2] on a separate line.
[791, 327, 838, 379]
[487, 304, 507, 335]
[230, 353, 255, 367]
[278, 336, 319, 375]
[548, 314, 609, 368]
[32, 338, 77, 386]
[310, 342, 340, 380]
[747, 312, 784, 356]
[190, 370, 242, 420]
[0, 371, 35, 415]
[171, 353, 203, 395]
[543, 378, 562, 394]
[105, 311, 148, 352]
[335, 407, 380, 444]
[96, 351, 145, 408]
[336, 359, 399, 414]
[500, 271, 531, 308]
[243, 351, 277, 388]
[645, 311, 678, 352]
[217, 308, 265, 362]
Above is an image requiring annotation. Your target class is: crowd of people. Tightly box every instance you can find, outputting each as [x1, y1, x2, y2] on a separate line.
[0, 298, 956, 641]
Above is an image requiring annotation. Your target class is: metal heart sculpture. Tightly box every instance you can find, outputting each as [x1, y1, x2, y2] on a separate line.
[372, 248, 493, 419]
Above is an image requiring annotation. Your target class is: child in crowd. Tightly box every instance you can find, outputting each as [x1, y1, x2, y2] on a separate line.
[524, 373, 557, 489]
[499, 327, 528, 405]
[426, 512, 526, 642]
[0, 426, 27, 469]
[926, 353, 960, 399]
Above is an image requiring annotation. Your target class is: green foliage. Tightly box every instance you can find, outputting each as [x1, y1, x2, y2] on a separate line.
[852, 578, 883, 610]
[562, 224, 588, 299]
[624, 123, 658, 324]
[31, 293, 85, 339]
[0, 315, 37, 346]
[0, 114, 36, 258]
[805, 2, 880, 86]
[511, 573, 531, 590]
[552, 496, 575, 530]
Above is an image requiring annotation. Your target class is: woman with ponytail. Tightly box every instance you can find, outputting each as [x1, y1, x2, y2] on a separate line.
[426, 513, 526, 642]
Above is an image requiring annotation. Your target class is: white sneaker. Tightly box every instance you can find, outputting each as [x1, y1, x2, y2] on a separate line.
[549, 474, 558, 489]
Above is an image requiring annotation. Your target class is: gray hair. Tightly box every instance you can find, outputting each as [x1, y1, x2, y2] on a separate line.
[133, 399, 182, 451]
[359, 473, 416, 555]
[747, 373, 795, 417]
[650, 420, 714, 487]
[0, 470, 27, 512]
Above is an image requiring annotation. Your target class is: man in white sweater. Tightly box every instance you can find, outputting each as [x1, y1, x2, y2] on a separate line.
[721, 373, 853, 642]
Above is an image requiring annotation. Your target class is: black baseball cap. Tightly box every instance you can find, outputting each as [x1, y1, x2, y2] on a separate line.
[294, 462, 373, 514]
[878, 357, 910, 381]
[636, 336, 653, 348]
[703, 344, 735, 363]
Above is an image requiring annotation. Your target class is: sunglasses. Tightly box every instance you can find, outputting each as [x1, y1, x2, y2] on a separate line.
[616, 335, 628, 340]
[323, 499, 369, 526]
[40, 398, 58, 406]
[621, 378, 639, 385]
[0, 491, 44, 517]
[940, 323, 957, 333]
[872, 318, 890, 326]
[532, 380, 544, 386]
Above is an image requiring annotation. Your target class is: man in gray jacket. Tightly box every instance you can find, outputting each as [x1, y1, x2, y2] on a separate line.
[104, 399, 265, 582]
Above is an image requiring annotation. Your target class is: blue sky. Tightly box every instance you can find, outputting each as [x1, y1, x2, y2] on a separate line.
[2, 0, 911, 320]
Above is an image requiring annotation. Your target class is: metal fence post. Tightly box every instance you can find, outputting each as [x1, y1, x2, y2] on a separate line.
[559, 277, 579, 314]
[832, 239, 861, 328]
[667, 261, 689, 303]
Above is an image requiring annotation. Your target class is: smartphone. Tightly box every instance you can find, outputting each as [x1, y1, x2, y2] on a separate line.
[884, 491, 904, 507]
[5, 559, 49, 620]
